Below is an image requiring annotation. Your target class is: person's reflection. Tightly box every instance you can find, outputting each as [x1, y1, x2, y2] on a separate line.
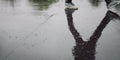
[65, 8, 120, 60]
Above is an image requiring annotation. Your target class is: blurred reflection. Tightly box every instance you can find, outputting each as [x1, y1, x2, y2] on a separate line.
[115, 3, 120, 11]
[29, 0, 59, 11]
[0, 0, 16, 7]
[65, 8, 120, 60]
[105, 0, 111, 6]
[88, 0, 101, 7]
[108, 1, 120, 11]
[89, 0, 120, 11]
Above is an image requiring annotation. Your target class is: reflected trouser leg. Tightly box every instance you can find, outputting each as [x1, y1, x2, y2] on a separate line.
[105, 0, 111, 5]
[66, 0, 72, 3]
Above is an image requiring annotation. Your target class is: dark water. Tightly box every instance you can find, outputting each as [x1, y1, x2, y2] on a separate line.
[0, 0, 120, 60]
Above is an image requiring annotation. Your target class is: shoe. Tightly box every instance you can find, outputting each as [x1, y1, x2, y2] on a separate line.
[65, 6, 78, 10]
[65, 2, 75, 7]
[65, 2, 78, 9]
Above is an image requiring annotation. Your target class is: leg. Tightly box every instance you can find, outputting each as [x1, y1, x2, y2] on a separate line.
[65, 0, 74, 7]
[66, 0, 72, 3]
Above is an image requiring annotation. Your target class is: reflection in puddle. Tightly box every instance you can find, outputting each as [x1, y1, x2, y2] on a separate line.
[65, 8, 120, 60]
[0, 0, 59, 11]
[0, 0, 16, 7]
[29, 0, 59, 10]
[0, 0, 120, 60]
[89, 0, 102, 7]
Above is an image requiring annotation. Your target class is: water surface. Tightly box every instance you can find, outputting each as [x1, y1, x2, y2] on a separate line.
[0, 0, 120, 60]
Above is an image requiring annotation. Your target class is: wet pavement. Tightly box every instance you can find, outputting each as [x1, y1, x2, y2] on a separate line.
[0, 0, 120, 60]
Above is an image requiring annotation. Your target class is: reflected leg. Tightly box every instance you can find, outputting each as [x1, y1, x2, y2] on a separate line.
[105, 0, 111, 5]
